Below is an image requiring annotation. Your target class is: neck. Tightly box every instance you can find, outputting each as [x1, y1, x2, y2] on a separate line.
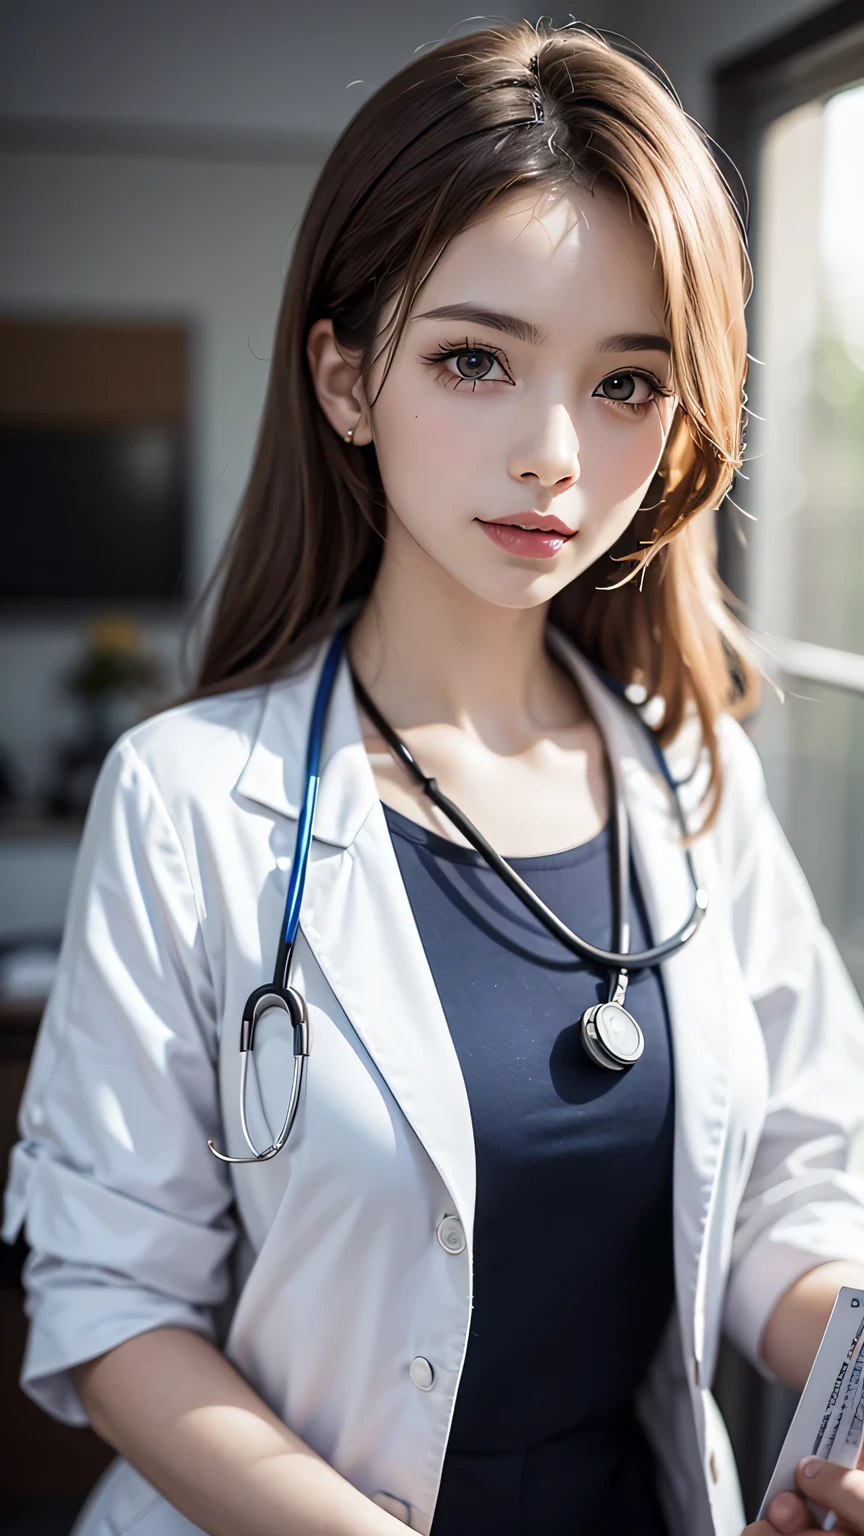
[349, 534, 568, 736]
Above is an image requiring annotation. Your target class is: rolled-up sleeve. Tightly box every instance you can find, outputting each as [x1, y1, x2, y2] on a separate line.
[719, 726, 864, 1371]
[2, 737, 236, 1424]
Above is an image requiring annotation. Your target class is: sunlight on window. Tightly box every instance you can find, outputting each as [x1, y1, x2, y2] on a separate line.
[750, 79, 864, 993]
[821, 85, 864, 366]
[751, 80, 864, 656]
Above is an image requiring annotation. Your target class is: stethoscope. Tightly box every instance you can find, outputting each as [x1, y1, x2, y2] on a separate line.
[209, 627, 708, 1165]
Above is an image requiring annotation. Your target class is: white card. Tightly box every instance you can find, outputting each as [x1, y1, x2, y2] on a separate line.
[758, 1287, 864, 1526]
[831, 1338, 864, 1469]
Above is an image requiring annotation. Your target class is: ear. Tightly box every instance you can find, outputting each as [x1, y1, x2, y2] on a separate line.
[306, 319, 373, 445]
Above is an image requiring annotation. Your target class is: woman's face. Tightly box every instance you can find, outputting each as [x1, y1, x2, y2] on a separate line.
[364, 183, 679, 610]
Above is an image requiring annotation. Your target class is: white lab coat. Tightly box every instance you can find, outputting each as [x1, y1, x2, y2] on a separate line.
[5, 630, 864, 1536]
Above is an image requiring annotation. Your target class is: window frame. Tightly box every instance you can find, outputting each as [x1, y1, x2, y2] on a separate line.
[713, 0, 864, 678]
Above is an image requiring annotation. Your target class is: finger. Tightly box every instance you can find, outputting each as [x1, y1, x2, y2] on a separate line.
[741, 1523, 823, 1535]
[796, 1457, 864, 1531]
[765, 1489, 818, 1531]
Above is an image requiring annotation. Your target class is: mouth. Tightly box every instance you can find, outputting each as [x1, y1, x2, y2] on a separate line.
[475, 513, 577, 560]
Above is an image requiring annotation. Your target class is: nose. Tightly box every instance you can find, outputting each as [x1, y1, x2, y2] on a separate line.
[507, 403, 580, 494]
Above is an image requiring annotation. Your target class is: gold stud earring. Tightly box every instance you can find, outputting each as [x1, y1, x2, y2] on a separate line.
[343, 426, 355, 444]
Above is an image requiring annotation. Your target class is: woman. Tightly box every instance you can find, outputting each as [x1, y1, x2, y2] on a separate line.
[5, 21, 864, 1536]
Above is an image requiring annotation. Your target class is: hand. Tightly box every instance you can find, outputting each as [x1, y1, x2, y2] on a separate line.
[743, 1456, 864, 1534]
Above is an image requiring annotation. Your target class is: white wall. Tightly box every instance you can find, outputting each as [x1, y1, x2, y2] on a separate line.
[0, 0, 525, 147]
[0, 149, 322, 805]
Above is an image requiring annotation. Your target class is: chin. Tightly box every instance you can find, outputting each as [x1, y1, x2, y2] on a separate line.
[455, 561, 573, 612]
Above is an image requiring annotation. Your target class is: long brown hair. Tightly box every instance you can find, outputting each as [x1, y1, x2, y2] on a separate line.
[194, 19, 759, 819]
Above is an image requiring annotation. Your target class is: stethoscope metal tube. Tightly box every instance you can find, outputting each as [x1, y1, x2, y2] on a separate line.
[218, 986, 310, 1163]
[207, 631, 347, 1164]
[209, 626, 709, 1161]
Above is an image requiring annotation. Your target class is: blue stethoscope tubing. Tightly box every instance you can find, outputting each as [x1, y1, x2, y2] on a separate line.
[208, 627, 707, 1163]
[208, 629, 348, 1164]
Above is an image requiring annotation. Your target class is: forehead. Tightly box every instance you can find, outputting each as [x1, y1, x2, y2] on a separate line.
[416, 184, 666, 338]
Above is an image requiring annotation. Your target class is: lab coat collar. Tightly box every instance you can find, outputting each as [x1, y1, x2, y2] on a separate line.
[234, 624, 659, 849]
[234, 637, 376, 848]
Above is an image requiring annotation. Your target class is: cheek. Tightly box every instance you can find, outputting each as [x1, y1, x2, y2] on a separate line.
[585, 413, 668, 507]
[372, 385, 495, 521]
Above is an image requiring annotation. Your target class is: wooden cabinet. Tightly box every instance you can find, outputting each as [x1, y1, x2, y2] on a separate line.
[0, 1018, 114, 1511]
[0, 317, 187, 426]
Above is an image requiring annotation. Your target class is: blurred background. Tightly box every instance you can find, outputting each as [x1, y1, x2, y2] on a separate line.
[0, 0, 862, 1530]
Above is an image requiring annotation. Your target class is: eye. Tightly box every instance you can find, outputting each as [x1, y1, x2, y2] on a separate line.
[593, 370, 669, 411]
[422, 339, 515, 389]
[454, 348, 497, 380]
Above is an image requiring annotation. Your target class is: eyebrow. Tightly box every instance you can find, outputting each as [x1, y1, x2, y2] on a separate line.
[411, 304, 546, 346]
[597, 332, 671, 356]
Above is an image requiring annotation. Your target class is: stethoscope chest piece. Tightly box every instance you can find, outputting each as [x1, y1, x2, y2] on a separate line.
[580, 1001, 645, 1071]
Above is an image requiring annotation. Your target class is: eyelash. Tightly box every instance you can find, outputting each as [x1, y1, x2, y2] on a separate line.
[421, 338, 672, 412]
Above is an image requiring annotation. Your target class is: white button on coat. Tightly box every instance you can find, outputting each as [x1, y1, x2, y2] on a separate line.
[409, 1356, 435, 1391]
[435, 1214, 466, 1254]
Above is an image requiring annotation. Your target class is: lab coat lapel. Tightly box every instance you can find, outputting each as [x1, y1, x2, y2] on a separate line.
[237, 642, 477, 1235]
[301, 811, 477, 1234]
[552, 634, 730, 1379]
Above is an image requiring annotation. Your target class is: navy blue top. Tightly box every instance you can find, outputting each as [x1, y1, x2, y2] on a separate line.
[384, 805, 674, 1535]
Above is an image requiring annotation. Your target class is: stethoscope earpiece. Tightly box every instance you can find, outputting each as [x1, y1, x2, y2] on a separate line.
[208, 984, 310, 1164]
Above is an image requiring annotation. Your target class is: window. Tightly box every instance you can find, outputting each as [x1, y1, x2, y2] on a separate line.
[714, 3, 864, 986]
[750, 78, 864, 991]
[712, 7, 864, 1515]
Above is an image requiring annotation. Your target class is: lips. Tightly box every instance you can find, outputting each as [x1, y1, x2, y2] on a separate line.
[476, 513, 577, 560]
